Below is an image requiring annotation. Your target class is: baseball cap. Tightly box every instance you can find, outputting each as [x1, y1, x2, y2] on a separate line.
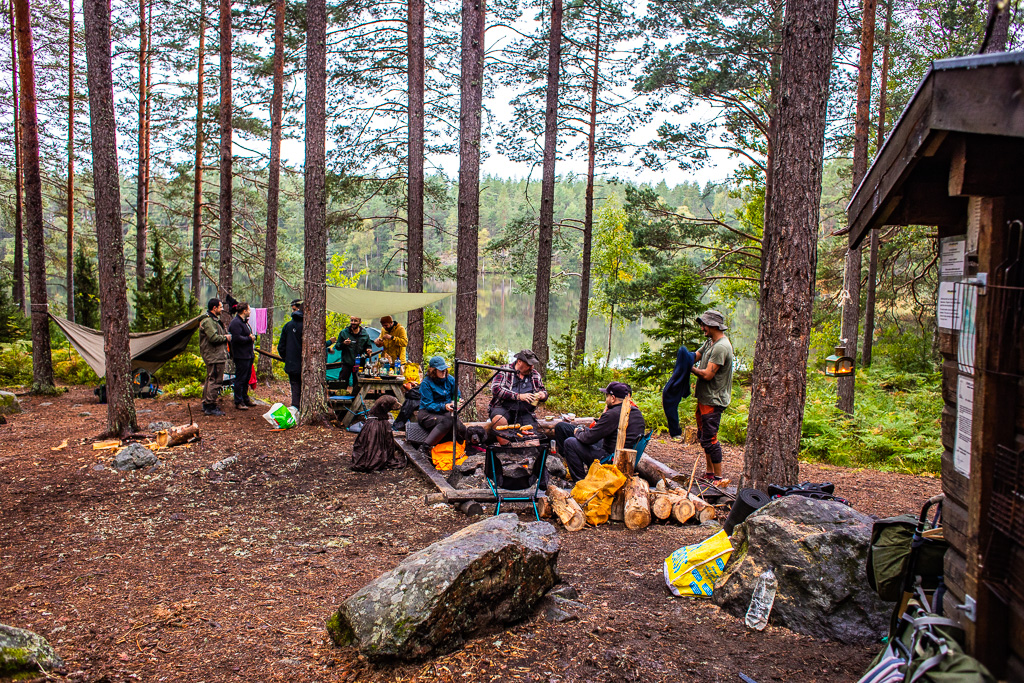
[428, 356, 448, 371]
[599, 381, 631, 399]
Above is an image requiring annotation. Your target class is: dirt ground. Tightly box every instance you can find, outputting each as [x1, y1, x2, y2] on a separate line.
[0, 383, 942, 683]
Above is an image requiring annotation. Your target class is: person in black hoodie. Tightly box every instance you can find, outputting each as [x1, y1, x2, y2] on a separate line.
[228, 301, 257, 410]
[277, 300, 305, 410]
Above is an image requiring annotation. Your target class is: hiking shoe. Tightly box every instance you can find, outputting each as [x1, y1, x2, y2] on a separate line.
[244, 400, 259, 407]
[204, 407, 225, 416]
[417, 444, 433, 459]
[235, 403, 249, 411]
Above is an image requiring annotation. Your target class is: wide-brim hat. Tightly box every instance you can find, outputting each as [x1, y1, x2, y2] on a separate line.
[513, 349, 540, 368]
[697, 309, 728, 331]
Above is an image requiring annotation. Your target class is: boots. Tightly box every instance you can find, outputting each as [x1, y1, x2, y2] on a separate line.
[203, 403, 225, 416]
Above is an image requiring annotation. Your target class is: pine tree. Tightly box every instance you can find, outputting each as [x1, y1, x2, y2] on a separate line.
[132, 239, 196, 332]
[73, 246, 99, 328]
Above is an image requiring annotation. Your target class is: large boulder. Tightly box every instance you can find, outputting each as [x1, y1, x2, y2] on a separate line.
[0, 623, 65, 678]
[713, 496, 890, 643]
[327, 513, 559, 661]
[112, 443, 158, 471]
[0, 392, 21, 417]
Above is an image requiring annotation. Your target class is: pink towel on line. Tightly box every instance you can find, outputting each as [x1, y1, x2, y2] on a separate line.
[251, 308, 269, 335]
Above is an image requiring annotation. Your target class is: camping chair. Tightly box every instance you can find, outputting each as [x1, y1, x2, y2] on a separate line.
[600, 429, 654, 470]
[483, 438, 550, 521]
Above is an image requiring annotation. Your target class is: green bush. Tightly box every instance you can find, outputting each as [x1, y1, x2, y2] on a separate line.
[0, 341, 32, 386]
[161, 379, 203, 399]
[52, 348, 100, 385]
[153, 351, 206, 385]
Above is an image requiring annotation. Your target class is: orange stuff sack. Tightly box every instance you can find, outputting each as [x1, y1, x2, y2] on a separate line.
[431, 440, 467, 471]
[571, 461, 627, 525]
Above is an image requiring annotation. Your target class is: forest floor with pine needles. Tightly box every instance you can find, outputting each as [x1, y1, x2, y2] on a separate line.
[0, 383, 941, 682]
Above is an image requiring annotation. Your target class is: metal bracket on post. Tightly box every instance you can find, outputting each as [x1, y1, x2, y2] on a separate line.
[955, 594, 977, 622]
[974, 272, 987, 295]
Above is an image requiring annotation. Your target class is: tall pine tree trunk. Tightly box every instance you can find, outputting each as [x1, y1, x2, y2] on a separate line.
[981, 0, 1009, 52]
[218, 0, 232, 305]
[863, 0, 891, 368]
[8, 0, 24, 312]
[532, 0, 562, 372]
[258, 0, 284, 380]
[575, 1, 601, 360]
[742, 0, 837, 492]
[455, 0, 484, 412]
[837, 0, 876, 414]
[83, 0, 137, 435]
[135, 0, 147, 290]
[191, 0, 205, 301]
[300, 0, 329, 424]
[66, 0, 74, 322]
[14, 0, 54, 392]
[406, 0, 425, 364]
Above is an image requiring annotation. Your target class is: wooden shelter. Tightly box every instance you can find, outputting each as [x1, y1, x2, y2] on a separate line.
[847, 51, 1024, 679]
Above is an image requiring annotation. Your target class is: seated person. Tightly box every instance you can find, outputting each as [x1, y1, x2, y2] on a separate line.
[392, 363, 421, 432]
[488, 349, 548, 443]
[416, 356, 467, 455]
[376, 315, 408, 363]
[553, 381, 645, 481]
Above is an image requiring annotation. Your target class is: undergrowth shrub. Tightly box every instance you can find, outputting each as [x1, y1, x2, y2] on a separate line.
[0, 341, 32, 386]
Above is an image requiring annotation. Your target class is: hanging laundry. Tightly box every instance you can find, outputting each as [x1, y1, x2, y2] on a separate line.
[251, 308, 269, 335]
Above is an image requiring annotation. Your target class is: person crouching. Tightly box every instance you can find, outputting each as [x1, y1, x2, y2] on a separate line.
[553, 381, 645, 481]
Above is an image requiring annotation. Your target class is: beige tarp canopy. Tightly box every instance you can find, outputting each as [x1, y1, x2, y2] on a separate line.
[324, 287, 452, 320]
[50, 314, 203, 378]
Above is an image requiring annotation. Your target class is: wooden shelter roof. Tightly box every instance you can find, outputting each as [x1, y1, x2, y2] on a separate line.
[846, 51, 1024, 248]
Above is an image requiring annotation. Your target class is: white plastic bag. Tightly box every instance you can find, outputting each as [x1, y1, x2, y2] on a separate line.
[262, 402, 298, 429]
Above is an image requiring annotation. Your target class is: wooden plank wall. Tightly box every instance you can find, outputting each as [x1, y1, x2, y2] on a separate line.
[939, 326, 970, 622]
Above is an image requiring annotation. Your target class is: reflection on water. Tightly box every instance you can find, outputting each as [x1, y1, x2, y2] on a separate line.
[360, 274, 651, 367]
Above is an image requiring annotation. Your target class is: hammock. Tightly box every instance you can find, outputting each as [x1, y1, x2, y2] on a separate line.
[49, 314, 203, 378]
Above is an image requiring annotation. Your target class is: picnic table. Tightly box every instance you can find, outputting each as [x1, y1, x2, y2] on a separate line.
[336, 374, 407, 428]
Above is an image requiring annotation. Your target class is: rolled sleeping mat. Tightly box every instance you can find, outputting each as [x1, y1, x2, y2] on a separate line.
[724, 488, 771, 535]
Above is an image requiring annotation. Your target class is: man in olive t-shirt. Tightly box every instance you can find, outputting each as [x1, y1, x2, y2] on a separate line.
[692, 310, 734, 486]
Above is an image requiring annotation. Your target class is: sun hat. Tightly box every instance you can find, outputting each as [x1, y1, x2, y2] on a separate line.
[696, 310, 729, 331]
[513, 349, 540, 367]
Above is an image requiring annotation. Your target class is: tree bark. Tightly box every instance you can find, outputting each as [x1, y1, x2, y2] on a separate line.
[257, 0, 284, 380]
[83, 0, 137, 435]
[575, 0, 601, 360]
[981, 0, 1009, 53]
[299, 0, 330, 424]
[14, 0, 54, 392]
[455, 0, 485, 413]
[743, 0, 837, 492]
[135, 0, 148, 290]
[8, 1, 24, 312]
[66, 0, 74, 323]
[191, 0, 205, 301]
[406, 0, 425, 364]
[837, 0, 876, 415]
[532, 0, 562, 371]
[217, 0, 232, 305]
[863, 0, 891, 368]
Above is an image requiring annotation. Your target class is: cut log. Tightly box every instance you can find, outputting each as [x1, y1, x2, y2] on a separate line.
[672, 498, 695, 524]
[458, 501, 483, 516]
[699, 505, 717, 523]
[92, 439, 121, 450]
[548, 484, 585, 531]
[537, 496, 552, 519]
[155, 423, 200, 448]
[651, 493, 679, 520]
[623, 476, 651, 530]
[609, 493, 625, 523]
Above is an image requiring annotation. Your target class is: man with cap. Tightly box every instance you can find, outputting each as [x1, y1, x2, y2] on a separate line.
[333, 316, 373, 394]
[553, 382, 645, 481]
[376, 316, 408, 363]
[693, 309, 734, 487]
[277, 300, 306, 410]
[199, 298, 229, 416]
[488, 349, 548, 440]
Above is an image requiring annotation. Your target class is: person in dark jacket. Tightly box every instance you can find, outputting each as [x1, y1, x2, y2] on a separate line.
[662, 344, 696, 440]
[277, 300, 305, 410]
[333, 316, 373, 394]
[199, 298, 229, 416]
[392, 363, 421, 432]
[553, 381, 645, 481]
[228, 301, 257, 410]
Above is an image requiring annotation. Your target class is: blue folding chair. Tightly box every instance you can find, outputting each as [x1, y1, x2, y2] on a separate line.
[484, 441, 550, 520]
[600, 429, 655, 469]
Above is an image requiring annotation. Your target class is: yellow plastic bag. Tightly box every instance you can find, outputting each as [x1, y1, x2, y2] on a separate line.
[664, 529, 733, 597]
[570, 461, 627, 525]
[431, 441, 466, 471]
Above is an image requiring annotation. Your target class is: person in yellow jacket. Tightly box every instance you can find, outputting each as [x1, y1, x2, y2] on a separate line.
[376, 315, 408, 363]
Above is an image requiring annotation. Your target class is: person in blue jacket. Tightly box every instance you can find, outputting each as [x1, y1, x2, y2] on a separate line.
[416, 356, 467, 455]
[662, 344, 696, 440]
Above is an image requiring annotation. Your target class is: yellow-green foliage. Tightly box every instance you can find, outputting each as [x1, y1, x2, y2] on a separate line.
[0, 341, 32, 386]
[52, 348, 100, 385]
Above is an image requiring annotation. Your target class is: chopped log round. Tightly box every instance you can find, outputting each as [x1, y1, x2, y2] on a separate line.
[156, 423, 200, 448]
[699, 505, 717, 523]
[623, 476, 652, 530]
[652, 493, 679, 520]
[672, 498, 695, 524]
[548, 485, 585, 532]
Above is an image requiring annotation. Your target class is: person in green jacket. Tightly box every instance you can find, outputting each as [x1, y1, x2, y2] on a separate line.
[333, 316, 372, 394]
[199, 298, 229, 416]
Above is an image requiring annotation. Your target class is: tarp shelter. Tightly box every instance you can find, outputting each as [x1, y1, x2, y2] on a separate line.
[325, 287, 452, 319]
[50, 314, 203, 378]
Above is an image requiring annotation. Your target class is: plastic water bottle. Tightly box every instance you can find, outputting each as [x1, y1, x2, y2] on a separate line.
[744, 569, 777, 631]
[394, 359, 401, 376]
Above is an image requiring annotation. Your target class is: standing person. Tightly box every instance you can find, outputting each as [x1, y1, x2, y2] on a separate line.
[376, 315, 408, 363]
[228, 301, 257, 410]
[553, 382, 645, 481]
[333, 316, 372, 394]
[416, 356, 467, 455]
[488, 349, 548, 443]
[277, 299, 305, 410]
[692, 310, 734, 487]
[199, 298, 229, 416]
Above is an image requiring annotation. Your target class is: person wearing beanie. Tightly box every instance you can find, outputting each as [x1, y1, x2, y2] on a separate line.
[199, 298, 229, 416]
[553, 381, 645, 481]
[376, 315, 408, 363]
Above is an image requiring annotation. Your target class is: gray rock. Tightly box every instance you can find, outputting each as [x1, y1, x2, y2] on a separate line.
[39, 401, 53, 407]
[148, 421, 175, 432]
[327, 513, 559, 661]
[112, 443, 159, 471]
[167, 402, 179, 406]
[78, 411, 92, 417]
[137, 409, 153, 414]
[538, 584, 584, 623]
[92, 464, 105, 471]
[546, 583, 579, 601]
[712, 497, 889, 643]
[0, 623, 65, 677]
[211, 456, 238, 471]
[545, 455, 567, 479]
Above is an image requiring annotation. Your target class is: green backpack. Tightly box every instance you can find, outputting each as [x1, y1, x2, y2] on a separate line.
[866, 514, 948, 602]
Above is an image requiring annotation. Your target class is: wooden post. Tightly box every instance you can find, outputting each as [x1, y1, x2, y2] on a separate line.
[609, 397, 634, 522]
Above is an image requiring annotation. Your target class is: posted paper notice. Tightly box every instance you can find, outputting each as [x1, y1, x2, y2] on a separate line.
[937, 282, 962, 330]
[954, 375, 974, 477]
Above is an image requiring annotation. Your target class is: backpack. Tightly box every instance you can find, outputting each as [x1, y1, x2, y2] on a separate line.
[866, 514, 947, 602]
